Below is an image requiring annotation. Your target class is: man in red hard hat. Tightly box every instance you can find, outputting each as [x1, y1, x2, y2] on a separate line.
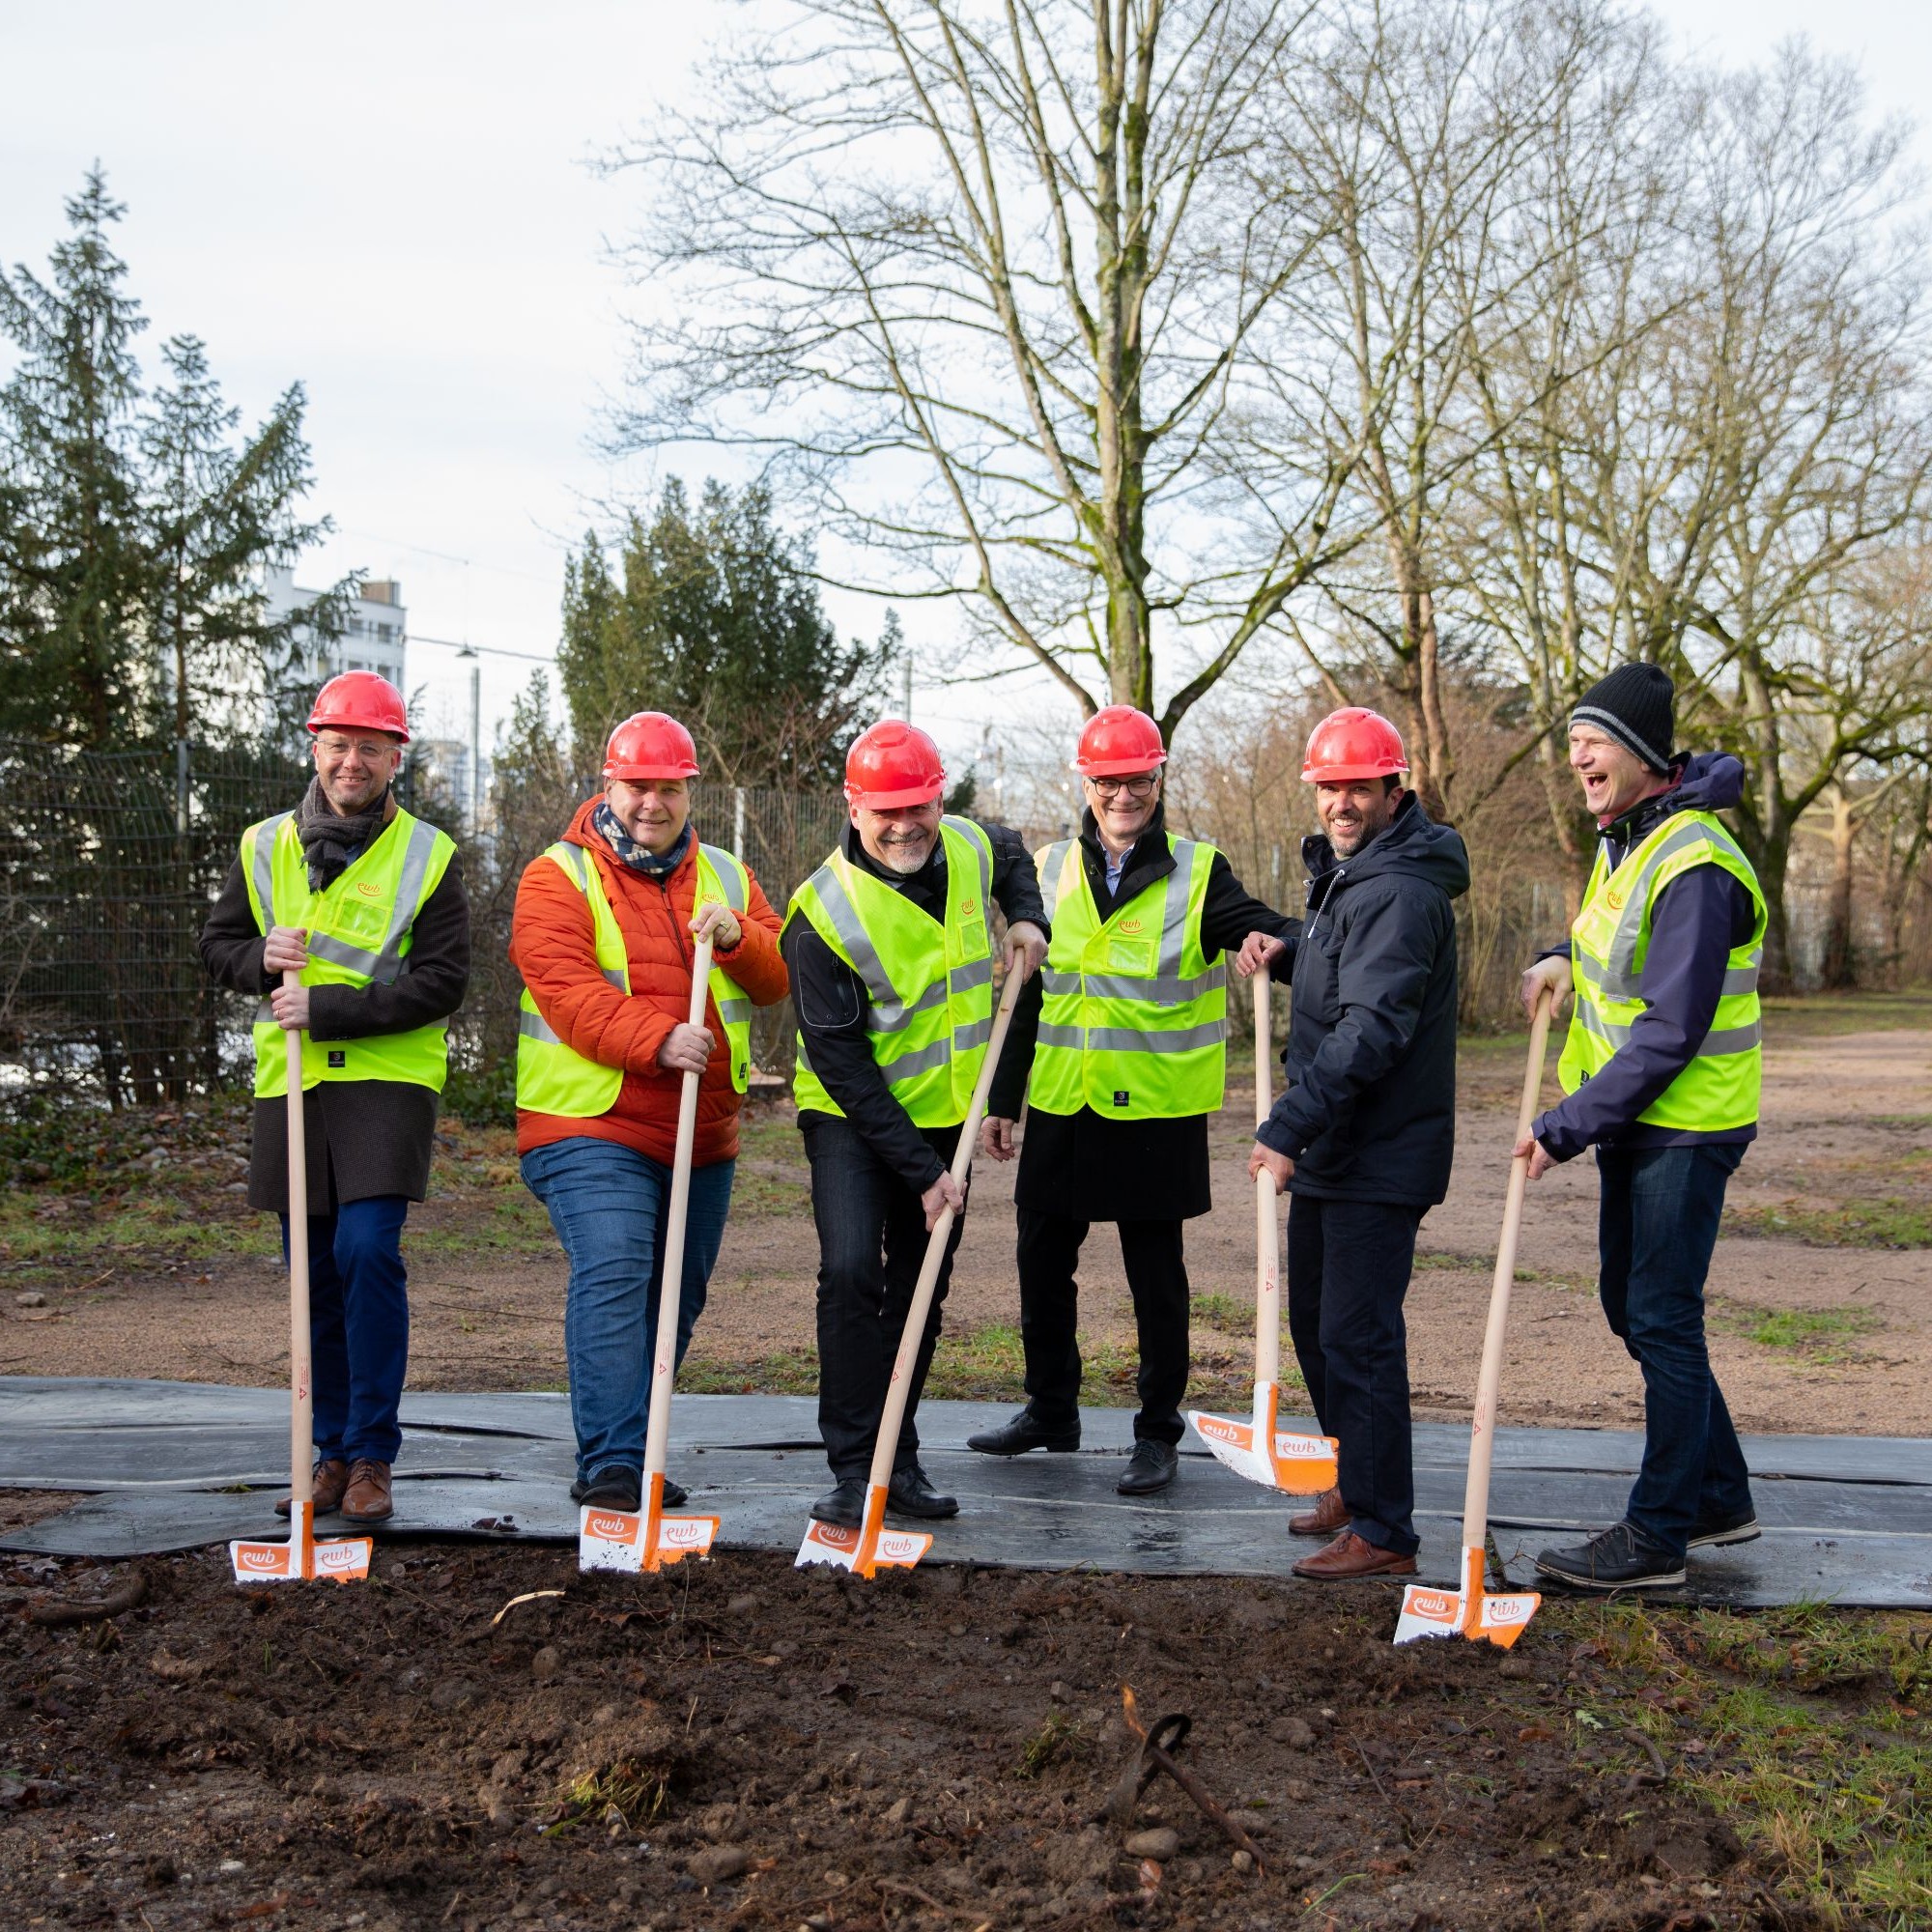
[782, 719, 1049, 1527]
[1247, 706, 1468, 1580]
[200, 671, 470, 1527]
[974, 705, 1294, 1494]
[510, 712, 789, 1516]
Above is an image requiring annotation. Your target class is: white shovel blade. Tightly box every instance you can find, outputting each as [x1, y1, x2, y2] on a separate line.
[1187, 1407, 1339, 1493]
[579, 1505, 646, 1574]
[1186, 1409, 1276, 1487]
[230, 1537, 301, 1583]
[1394, 1577, 1540, 1649]
[312, 1536, 373, 1580]
[1393, 1581, 1465, 1645]
[793, 1517, 933, 1574]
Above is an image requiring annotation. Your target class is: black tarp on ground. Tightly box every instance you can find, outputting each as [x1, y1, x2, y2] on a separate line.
[3, 1378, 1929, 1608]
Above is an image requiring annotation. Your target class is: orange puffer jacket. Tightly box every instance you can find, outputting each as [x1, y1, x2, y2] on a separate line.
[509, 799, 789, 1166]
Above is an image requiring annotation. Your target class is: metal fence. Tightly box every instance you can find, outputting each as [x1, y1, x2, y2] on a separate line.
[0, 738, 853, 1107]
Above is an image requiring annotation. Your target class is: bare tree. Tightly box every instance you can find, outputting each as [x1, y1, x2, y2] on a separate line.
[604, 0, 1387, 736]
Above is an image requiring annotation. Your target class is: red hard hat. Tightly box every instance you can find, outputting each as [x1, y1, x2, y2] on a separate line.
[843, 719, 946, 809]
[308, 670, 410, 743]
[1074, 705, 1167, 777]
[1301, 707, 1406, 782]
[603, 712, 700, 781]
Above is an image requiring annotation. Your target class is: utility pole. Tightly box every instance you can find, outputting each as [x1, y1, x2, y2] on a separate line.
[902, 661, 913, 723]
[457, 644, 482, 831]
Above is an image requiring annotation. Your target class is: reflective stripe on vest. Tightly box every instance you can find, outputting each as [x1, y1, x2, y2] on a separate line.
[244, 808, 456, 1098]
[1556, 809, 1767, 1132]
[786, 816, 995, 1127]
[1027, 834, 1228, 1121]
[515, 839, 754, 1117]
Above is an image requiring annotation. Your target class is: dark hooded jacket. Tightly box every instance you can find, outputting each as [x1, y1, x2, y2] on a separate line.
[1254, 792, 1469, 1207]
[1530, 752, 1759, 1162]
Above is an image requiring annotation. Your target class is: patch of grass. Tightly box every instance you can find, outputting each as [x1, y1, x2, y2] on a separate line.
[1709, 1300, 1885, 1362]
[729, 1168, 810, 1214]
[1013, 1711, 1090, 1779]
[1191, 1291, 1252, 1334]
[1758, 990, 1932, 1039]
[546, 1756, 675, 1836]
[1725, 1200, 1932, 1250]
[0, 1192, 274, 1264]
[679, 1321, 1294, 1408]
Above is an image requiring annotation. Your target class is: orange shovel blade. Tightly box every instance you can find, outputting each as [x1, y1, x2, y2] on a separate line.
[1394, 1545, 1538, 1648]
[578, 1476, 721, 1576]
[230, 1502, 371, 1585]
[1187, 1384, 1338, 1494]
[793, 1484, 932, 1578]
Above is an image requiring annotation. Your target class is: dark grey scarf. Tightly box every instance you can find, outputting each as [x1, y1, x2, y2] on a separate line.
[592, 802, 693, 879]
[297, 777, 392, 889]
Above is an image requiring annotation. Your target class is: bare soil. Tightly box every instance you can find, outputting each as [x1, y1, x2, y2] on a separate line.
[0, 1542, 1845, 1932]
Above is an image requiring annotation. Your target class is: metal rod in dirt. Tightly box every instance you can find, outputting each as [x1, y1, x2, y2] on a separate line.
[641, 935, 714, 1489]
[1461, 988, 1554, 1557]
[862, 963, 1028, 1498]
[1252, 974, 1280, 1388]
[284, 968, 313, 1510]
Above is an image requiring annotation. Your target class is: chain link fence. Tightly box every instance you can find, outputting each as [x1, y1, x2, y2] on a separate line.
[0, 738, 852, 1110]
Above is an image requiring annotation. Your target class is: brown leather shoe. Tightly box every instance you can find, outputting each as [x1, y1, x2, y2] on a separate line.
[340, 1460, 394, 1524]
[275, 1459, 350, 1519]
[1292, 1530, 1417, 1581]
[1290, 1486, 1348, 1537]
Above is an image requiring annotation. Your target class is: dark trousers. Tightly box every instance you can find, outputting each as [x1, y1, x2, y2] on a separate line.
[1598, 1143, 1753, 1561]
[1017, 1210, 1190, 1445]
[805, 1115, 964, 1483]
[1286, 1194, 1422, 1555]
[279, 1195, 411, 1466]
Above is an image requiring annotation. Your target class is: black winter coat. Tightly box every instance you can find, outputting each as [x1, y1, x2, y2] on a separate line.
[1255, 793, 1467, 1208]
[199, 829, 471, 1214]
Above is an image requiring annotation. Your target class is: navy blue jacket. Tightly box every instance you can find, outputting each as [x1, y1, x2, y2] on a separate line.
[1531, 753, 1758, 1163]
[1255, 793, 1469, 1207]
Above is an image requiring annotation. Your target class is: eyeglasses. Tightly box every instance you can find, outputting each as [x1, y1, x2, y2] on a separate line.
[1087, 776, 1158, 799]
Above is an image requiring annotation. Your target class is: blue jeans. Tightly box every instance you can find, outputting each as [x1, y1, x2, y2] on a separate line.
[520, 1138, 735, 1484]
[1597, 1143, 1754, 1560]
[279, 1195, 411, 1465]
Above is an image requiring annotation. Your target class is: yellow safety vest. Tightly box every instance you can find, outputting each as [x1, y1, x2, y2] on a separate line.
[1558, 809, 1766, 1131]
[515, 840, 754, 1117]
[242, 807, 457, 1098]
[1027, 833, 1228, 1120]
[785, 817, 994, 1128]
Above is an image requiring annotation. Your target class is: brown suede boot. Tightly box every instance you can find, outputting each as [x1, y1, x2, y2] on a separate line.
[340, 1460, 394, 1524]
[1289, 1486, 1348, 1537]
[275, 1459, 350, 1519]
[1292, 1530, 1417, 1581]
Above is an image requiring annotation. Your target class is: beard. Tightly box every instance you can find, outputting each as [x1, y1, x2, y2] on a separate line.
[875, 831, 934, 875]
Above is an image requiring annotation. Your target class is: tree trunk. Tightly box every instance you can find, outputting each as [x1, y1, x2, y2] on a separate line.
[1820, 783, 1859, 991]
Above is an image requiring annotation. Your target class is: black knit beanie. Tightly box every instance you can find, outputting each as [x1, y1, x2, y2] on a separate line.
[1571, 663, 1674, 774]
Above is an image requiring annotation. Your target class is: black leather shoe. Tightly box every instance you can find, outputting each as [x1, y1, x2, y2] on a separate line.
[1689, 1507, 1760, 1549]
[579, 1465, 641, 1512]
[811, 1479, 867, 1527]
[1535, 1521, 1684, 1591]
[1116, 1439, 1179, 1495]
[966, 1408, 1081, 1456]
[572, 1470, 689, 1510]
[888, 1464, 959, 1520]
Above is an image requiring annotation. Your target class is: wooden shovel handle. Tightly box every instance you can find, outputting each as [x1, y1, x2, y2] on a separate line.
[864, 961, 1029, 1493]
[284, 969, 313, 1506]
[1460, 987, 1555, 1556]
[641, 935, 715, 1487]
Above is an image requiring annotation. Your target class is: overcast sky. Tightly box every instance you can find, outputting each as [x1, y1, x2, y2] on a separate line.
[3, 0, 1928, 770]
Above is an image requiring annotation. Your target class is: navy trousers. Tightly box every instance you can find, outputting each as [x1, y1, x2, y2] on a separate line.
[1285, 1193, 1423, 1556]
[1597, 1143, 1754, 1560]
[280, 1194, 410, 1465]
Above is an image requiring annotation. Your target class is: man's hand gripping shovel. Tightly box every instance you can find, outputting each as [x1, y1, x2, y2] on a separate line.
[580, 937, 724, 1574]
[230, 971, 373, 1585]
[1186, 976, 1337, 1492]
[1394, 986, 1554, 1648]
[794, 961, 1028, 1578]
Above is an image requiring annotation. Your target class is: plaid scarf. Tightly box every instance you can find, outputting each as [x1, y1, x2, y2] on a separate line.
[591, 802, 693, 880]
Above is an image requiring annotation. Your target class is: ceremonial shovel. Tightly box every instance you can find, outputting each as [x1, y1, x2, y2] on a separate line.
[230, 970, 374, 1585]
[1393, 985, 1553, 1648]
[1185, 975, 1338, 1493]
[795, 960, 1027, 1578]
[580, 935, 724, 1574]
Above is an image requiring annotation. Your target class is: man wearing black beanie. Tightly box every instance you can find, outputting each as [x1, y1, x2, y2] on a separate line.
[1516, 663, 1766, 1590]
